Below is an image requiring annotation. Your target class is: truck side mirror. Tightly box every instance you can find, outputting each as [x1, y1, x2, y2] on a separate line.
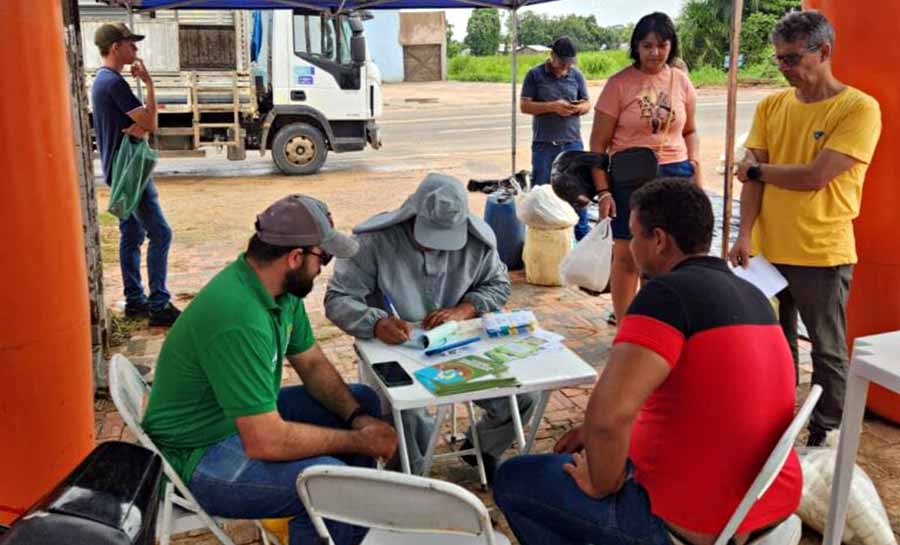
[351, 34, 366, 64]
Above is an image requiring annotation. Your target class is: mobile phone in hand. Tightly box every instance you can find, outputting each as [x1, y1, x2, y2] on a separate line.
[372, 361, 413, 387]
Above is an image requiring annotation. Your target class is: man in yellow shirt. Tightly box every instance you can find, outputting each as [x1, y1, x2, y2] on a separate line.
[729, 11, 882, 446]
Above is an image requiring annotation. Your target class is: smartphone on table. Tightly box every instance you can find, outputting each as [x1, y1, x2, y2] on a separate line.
[372, 361, 414, 387]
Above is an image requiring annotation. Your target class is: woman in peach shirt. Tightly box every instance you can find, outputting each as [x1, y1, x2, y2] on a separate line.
[590, 12, 702, 323]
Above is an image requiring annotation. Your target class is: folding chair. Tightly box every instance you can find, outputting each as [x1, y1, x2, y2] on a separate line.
[297, 465, 512, 545]
[669, 385, 822, 545]
[108, 354, 275, 545]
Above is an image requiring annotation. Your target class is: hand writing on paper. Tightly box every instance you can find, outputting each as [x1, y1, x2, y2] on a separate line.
[375, 317, 413, 345]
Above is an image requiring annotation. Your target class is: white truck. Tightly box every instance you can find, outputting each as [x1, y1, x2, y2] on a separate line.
[81, 7, 382, 174]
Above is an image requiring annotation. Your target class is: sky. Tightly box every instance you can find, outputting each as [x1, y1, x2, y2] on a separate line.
[442, 0, 686, 40]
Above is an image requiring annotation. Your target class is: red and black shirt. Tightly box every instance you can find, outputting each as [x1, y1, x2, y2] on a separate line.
[615, 256, 802, 534]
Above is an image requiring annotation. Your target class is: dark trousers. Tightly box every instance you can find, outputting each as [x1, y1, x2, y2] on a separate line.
[775, 264, 853, 434]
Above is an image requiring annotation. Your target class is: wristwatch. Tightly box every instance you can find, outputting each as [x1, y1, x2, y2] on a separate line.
[344, 406, 367, 428]
[747, 164, 762, 181]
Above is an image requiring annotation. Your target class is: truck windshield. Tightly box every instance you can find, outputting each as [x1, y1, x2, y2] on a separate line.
[293, 13, 353, 66]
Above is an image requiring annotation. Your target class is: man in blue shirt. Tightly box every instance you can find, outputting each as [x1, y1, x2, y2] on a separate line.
[91, 23, 180, 327]
[521, 36, 592, 240]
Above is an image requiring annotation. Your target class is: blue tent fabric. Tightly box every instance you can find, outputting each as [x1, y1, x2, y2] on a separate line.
[101, 0, 558, 10]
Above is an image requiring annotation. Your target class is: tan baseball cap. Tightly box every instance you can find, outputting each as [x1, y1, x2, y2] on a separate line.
[255, 195, 358, 258]
[94, 23, 145, 49]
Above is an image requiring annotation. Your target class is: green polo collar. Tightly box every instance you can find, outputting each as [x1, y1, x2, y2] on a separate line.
[233, 253, 280, 312]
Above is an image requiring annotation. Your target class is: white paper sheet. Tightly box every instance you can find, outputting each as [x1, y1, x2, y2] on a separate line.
[729, 255, 788, 298]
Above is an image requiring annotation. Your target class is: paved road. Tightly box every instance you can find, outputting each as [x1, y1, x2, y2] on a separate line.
[97, 87, 772, 180]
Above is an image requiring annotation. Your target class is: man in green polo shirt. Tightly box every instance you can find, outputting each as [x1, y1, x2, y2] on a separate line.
[143, 194, 397, 545]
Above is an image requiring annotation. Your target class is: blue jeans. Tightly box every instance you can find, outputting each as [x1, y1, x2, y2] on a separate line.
[493, 455, 674, 545]
[531, 140, 591, 241]
[188, 384, 381, 545]
[119, 180, 172, 311]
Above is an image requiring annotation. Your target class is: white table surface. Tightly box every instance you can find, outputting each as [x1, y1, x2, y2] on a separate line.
[354, 322, 598, 411]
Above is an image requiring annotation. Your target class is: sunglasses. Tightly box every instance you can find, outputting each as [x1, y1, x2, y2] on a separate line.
[304, 248, 333, 266]
[771, 46, 819, 67]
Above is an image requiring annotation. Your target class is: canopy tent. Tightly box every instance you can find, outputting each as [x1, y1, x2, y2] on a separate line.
[101, 1, 558, 10]
[99, 0, 745, 256]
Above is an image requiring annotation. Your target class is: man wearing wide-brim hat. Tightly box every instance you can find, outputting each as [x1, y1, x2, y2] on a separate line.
[325, 173, 537, 483]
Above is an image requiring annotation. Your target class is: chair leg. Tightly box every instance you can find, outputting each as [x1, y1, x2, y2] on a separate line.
[160, 482, 175, 545]
[255, 520, 272, 545]
[197, 509, 239, 545]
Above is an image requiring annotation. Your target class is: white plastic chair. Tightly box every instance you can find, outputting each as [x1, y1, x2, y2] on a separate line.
[108, 354, 275, 545]
[669, 385, 822, 545]
[297, 465, 511, 545]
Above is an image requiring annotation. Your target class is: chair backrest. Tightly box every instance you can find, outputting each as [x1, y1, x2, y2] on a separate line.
[107, 354, 203, 502]
[297, 465, 496, 545]
[713, 384, 823, 545]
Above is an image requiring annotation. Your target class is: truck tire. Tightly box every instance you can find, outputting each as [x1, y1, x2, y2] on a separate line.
[271, 122, 328, 175]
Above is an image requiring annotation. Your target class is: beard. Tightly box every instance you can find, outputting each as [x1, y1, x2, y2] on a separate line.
[283, 267, 315, 299]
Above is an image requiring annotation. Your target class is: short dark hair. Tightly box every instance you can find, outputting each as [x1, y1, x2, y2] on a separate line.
[246, 233, 303, 263]
[630, 178, 713, 255]
[772, 10, 834, 50]
[98, 42, 113, 56]
[630, 12, 680, 67]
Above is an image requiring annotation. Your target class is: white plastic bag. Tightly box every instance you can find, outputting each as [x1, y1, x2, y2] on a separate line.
[797, 446, 898, 545]
[517, 185, 578, 229]
[559, 218, 613, 292]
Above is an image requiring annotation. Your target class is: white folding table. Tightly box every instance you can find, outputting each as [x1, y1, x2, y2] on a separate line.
[823, 330, 900, 545]
[354, 320, 597, 483]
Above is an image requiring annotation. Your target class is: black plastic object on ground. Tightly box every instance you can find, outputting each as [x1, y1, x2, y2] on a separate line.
[550, 150, 609, 207]
[0, 441, 162, 545]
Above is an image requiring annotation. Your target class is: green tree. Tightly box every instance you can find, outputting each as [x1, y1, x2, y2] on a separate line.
[446, 22, 463, 58]
[465, 8, 502, 56]
[677, 0, 799, 69]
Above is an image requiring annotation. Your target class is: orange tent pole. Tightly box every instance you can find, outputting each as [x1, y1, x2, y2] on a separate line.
[804, 0, 900, 423]
[0, 1, 95, 525]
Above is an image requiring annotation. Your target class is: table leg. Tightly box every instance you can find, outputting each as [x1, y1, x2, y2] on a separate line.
[422, 405, 450, 477]
[524, 391, 551, 454]
[823, 374, 869, 545]
[392, 406, 411, 474]
[509, 394, 527, 455]
[467, 402, 488, 488]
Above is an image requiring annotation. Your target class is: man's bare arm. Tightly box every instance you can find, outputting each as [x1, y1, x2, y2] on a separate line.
[287, 344, 362, 422]
[757, 148, 860, 191]
[520, 97, 572, 116]
[728, 148, 768, 267]
[235, 411, 365, 461]
[580, 343, 671, 497]
[127, 59, 157, 132]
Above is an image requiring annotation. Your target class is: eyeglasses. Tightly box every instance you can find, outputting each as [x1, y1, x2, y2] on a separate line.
[771, 46, 819, 67]
[303, 248, 333, 266]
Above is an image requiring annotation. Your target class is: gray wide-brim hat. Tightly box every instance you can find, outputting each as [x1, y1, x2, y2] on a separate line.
[354, 173, 496, 251]
[255, 194, 358, 258]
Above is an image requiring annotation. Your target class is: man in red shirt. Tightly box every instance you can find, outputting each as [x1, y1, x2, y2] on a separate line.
[493, 179, 802, 545]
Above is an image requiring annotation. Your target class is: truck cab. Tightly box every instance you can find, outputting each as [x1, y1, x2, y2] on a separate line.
[261, 9, 382, 175]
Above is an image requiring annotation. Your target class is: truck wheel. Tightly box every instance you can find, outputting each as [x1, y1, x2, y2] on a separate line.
[272, 122, 328, 175]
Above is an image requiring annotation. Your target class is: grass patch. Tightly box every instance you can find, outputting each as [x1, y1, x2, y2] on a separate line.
[449, 50, 630, 82]
[98, 211, 119, 267]
[449, 52, 787, 88]
[689, 62, 787, 87]
[108, 312, 144, 347]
